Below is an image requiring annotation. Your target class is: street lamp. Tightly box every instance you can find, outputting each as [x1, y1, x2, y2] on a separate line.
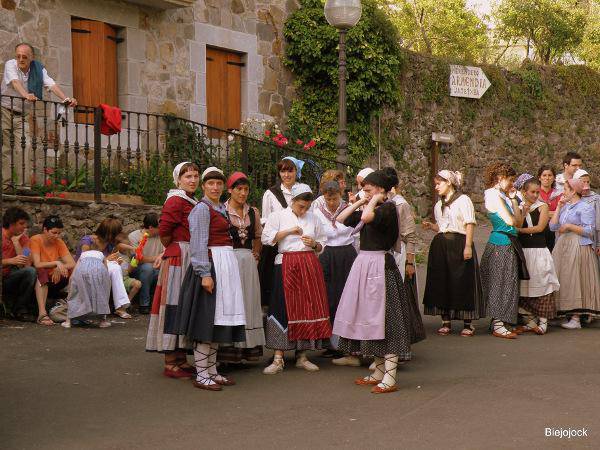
[324, 0, 362, 166]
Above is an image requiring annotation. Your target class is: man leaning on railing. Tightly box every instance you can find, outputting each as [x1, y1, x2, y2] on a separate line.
[1, 42, 77, 189]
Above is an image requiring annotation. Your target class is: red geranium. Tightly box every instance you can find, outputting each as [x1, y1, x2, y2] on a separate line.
[45, 179, 52, 186]
[296, 139, 303, 146]
[307, 139, 316, 148]
[264, 130, 271, 137]
[58, 193, 66, 199]
[44, 168, 54, 175]
[60, 179, 67, 186]
[45, 192, 54, 198]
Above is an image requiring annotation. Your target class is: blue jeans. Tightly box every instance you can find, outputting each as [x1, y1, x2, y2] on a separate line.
[129, 263, 159, 307]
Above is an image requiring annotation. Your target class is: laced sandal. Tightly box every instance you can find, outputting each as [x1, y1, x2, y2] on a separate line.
[37, 314, 54, 326]
[163, 364, 193, 379]
[115, 308, 132, 319]
[491, 320, 517, 339]
[263, 357, 284, 375]
[372, 356, 398, 394]
[460, 326, 475, 337]
[193, 376, 222, 391]
[212, 374, 236, 386]
[356, 358, 384, 386]
[536, 319, 548, 335]
[437, 321, 451, 336]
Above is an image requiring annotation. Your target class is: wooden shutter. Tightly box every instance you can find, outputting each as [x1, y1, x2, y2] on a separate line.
[71, 18, 118, 121]
[206, 47, 242, 132]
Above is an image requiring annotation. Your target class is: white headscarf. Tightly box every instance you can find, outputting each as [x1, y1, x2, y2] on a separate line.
[201, 166, 224, 182]
[437, 170, 463, 188]
[173, 161, 191, 187]
[357, 167, 374, 180]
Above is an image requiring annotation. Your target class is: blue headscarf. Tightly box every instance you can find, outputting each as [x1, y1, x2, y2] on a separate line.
[283, 156, 304, 180]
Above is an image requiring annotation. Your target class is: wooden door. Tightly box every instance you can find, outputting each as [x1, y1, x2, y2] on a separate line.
[71, 18, 118, 121]
[206, 47, 243, 133]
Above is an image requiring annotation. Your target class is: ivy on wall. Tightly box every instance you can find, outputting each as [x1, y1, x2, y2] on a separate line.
[283, 0, 404, 169]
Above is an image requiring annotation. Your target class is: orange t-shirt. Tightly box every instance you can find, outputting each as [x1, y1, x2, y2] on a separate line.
[29, 234, 70, 263]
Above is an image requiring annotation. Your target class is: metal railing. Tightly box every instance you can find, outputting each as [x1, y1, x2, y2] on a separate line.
[0, 94, 358, 205]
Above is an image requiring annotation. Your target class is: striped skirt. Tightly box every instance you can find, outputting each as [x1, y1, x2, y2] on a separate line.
[145, 242, 191, 353]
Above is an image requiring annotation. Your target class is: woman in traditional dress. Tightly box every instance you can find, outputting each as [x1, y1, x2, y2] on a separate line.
[574, 169, 600, 253]
[550, 178, 600, 329]
[173, 167, 246, 391]
[422, 170, 484, 336]
[258, 157, 303, 305]
[333, 170, 424, 394]
[481, 162, 525, 339]
[261, 183, 331, 375]
[146, 161, 199, 379]
[538, 165, 561, 251]
[313, 180, 357, 361]
[312, 169, 347, 210]
[216, 171, 266, 364]
[63, 239, 111, 328]
[514, 177, 560, 335]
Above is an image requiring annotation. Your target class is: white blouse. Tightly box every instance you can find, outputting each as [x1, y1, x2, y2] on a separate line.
[261, 207, 327, 265]
[434, 194, 476, 234]
[314, 208, 355, 247]
[260, 183, 297, 225]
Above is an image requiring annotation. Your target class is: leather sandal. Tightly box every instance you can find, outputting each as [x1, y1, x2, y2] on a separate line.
[37, 314, 54, 326]
[460, 326, 474, 337]
[371, 384, 398, 394]
[437, 321, 451, 335]
[193, 379, 222, 391]
[354, 376, 381, 386]
[212, 375, 235, 386]
[163, 364, 193, 379]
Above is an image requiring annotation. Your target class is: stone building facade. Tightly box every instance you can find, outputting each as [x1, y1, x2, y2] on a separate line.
[0, 0, 297, 125]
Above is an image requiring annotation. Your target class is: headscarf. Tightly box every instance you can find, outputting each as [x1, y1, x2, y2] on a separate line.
[514, 173, 534, 190]
[291, 183, 312, 199]
[201, 166, 224, 182]
[227, 171, 248, 189]
[437, 170, 463, 188]
[283, 156, 304, 179]
[363, 170, 394, 192]
[172, 161, 191, 187]
[566, 178, 585, 195]
[573, 169, 589, 180]
[357, 167, 374, 180]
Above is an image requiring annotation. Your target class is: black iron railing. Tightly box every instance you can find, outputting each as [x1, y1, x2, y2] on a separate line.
[0, 94, 357, 205]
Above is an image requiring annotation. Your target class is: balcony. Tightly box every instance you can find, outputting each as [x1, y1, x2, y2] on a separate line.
[124, 0, 194, 10]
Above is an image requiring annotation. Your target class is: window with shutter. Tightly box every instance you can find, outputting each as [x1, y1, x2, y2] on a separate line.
[206, 47, 243, 133]
[71, 18, 118, 121]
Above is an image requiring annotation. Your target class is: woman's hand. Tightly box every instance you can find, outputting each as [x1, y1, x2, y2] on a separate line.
[372, 193, 386, 204]
[152, 253, 163, 269]
[558, 224, 572, 234]
[301, 235, 316, 249]
[106, 252, 120, 262]
[405, 263, 415, 279]
[463, 246, 473, 260]
[55, 260, 68, 278]
[201, 276, 214, 294]
[422, 221, 433, 230]
[289, 226, 303, 236]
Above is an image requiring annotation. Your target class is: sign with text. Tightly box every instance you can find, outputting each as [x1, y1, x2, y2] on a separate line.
[449, 65, 491, 99]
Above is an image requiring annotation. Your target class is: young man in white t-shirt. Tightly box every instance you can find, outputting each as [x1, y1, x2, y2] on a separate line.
[555, 151, 583, 194]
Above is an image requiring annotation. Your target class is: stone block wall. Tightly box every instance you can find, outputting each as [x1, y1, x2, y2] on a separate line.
[3, 195, 160, 251]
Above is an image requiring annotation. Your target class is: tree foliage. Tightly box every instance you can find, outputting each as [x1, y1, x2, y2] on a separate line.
[379, 0, 490, 62]
[493, 0, 587, 64]
[576, 0, 600, 69]
[283, 0, 404, 168]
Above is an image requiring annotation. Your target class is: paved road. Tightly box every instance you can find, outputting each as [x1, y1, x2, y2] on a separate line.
[1, 226, 598, 449]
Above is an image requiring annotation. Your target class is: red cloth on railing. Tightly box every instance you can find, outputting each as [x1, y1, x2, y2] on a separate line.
[99, 104, 122, 136]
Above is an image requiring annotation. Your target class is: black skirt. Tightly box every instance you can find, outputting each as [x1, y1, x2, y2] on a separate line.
[319, 244, 357, 324]
[171, 265, 245, 344]
[258, 244, 278, 306]
[423, 232, 484, 316]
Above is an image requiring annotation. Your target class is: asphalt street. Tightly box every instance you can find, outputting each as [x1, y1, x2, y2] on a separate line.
[1, 225, 598, 449]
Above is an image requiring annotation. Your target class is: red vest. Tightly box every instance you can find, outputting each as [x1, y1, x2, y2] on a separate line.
[205, 201, 233, 247]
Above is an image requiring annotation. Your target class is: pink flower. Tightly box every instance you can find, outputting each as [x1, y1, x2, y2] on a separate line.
[296, 139, 304, 146]
[303, 144, 310, 151]
[45, 192, 54, 198]
[60, 179, 67, 186]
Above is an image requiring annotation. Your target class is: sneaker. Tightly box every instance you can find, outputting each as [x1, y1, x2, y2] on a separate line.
[61, 320, 71, 329]
[296, 357, 319, 372]
[263, 358, 284, 375]
[561, 318, 581, 329]
[332, 356, 361, 367]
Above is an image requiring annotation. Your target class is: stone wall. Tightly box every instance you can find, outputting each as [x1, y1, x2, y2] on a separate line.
[379, 51, 600, 217]
[3, 195, 160, 251]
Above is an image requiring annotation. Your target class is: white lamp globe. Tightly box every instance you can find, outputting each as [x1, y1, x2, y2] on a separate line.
[324, 0, 362, 30]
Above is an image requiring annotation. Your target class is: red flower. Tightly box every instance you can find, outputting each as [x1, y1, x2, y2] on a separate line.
[60, 179, 67, 186]
[58, 193, 66, 199]
[45, 179, 52, 186]
[264, 130, 271, 137]
[44, 168, 54, 175]
[308, 139, 316, 148]
[45, 192, 54, 198]
[296, 139, 303, 146]
[303, 144, 310, 151]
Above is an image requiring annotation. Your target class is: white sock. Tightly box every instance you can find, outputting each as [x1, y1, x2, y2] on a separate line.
[208, 343, 220, 379]
[380, 354, 398, 388]
[368, 356, 385, 381]
[194, 342, 215, 385]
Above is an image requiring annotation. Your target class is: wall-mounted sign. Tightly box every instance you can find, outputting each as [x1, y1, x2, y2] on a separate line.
[449, 65, 490, 99]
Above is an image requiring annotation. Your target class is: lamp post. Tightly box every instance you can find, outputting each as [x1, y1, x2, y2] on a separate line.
[324, 0, 362, 167]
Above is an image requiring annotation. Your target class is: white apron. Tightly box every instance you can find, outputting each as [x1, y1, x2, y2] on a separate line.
[210, 246, 246, 326]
